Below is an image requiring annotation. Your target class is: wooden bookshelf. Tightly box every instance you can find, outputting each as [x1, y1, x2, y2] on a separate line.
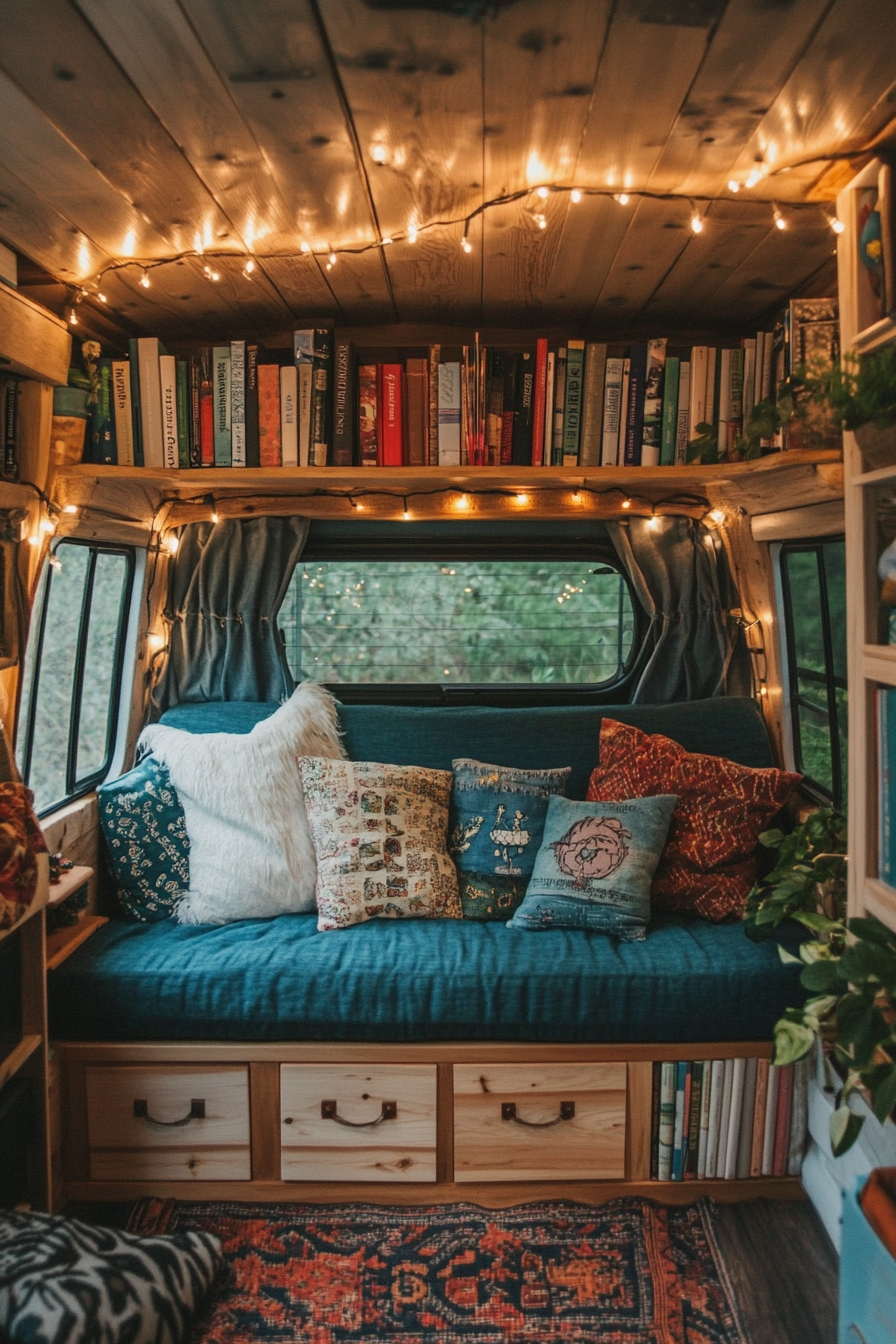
[838, 159, 896, 934]
[45, 915, 107, 972]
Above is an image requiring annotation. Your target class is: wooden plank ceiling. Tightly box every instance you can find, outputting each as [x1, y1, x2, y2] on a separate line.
[1, 0, 895, 344]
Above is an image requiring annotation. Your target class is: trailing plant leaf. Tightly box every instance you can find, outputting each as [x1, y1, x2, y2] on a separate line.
[800, 959, 841, 993]
[830, 1104, 865, 1157]
[686, 421, 718, 464]
[806, 346, 896, 432]
[869, 1065, 896, 1126]
[732, 396, 785, 461]
[744, 808, 847, 943]
[773, 1017, 815, 1066]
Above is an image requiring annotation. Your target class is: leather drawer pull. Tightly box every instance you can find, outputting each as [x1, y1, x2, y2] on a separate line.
[133, 1098, 206, 1126]
[320, 1099, 397, 1127]
[501, 1100, 575, 1126]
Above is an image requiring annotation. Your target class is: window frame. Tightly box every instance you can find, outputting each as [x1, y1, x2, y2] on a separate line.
[775, 535, 847, 809]
[285, 528, 646, 706]
[17, 537, 136, 816]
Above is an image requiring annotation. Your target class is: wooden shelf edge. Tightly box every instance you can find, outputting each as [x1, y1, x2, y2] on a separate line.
[853, 462, 896, 487]
[861, 646, 896, 685]
[0, 1033, 42, 1091]
[47, 865, 94, 908]
[46, 915, 108, 971]
[863, 879, 896, 932]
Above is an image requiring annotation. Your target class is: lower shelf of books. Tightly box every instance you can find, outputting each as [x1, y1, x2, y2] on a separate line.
[649, 1055, 807, 1183]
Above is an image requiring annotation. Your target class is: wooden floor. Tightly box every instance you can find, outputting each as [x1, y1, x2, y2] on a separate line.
[714, 1200, 839, 1344]
[70, 1196, 839, 1343]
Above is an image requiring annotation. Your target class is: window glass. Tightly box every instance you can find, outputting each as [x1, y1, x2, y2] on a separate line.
[280, 559, 635, 686]
[780, 538, 847, 809]
[17, 541, 133, 815]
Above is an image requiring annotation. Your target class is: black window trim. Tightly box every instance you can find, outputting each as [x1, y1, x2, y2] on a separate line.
[778, 535, 846, 809]
[19, 538, 136, 817]
[288, 535, 647, 707]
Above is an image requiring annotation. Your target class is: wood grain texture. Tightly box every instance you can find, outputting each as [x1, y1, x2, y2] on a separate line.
[86, 1065, 250, 1148]
[453, 1063, 626, 1182]
[281, 1147, 437, 1183]
[89, 1147, 251, 1182]
[625, 1061, 654, 1183]
[249, 1062, 281, 1182]
[0, 286, 69, 384]
[45, 915, 107, 971]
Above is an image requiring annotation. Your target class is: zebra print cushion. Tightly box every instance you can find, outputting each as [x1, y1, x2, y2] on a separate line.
[0, 1210, 223, 1344]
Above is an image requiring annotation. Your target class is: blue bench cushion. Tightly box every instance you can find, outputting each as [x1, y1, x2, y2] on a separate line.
[158, 696, 775, 801]
[49, 913, 802, 1044]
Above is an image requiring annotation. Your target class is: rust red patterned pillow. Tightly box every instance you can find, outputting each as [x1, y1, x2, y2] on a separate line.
[586, 719, 800, 921]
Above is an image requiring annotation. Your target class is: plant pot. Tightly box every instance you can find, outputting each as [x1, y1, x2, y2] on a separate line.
[855, 420, 896, 472]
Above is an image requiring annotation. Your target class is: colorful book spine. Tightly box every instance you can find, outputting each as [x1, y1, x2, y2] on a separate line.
[137, 338, 165, 469]
[705, 1058, 725, 1178]
[660, 356, 679, 467]
[674, 360, 691, 465]
[578, 342, 606, 467]
[879, 688, 896, 882]
[728, 347, 744, 459]
[332, 339, 354, 467]
[531, 338, 549, 466]
[761, 1064, 780, 1176]
[704, 347, 718, 458]
[684, 1061, 703, 1180]
[199, 349, 214, 467]
[406, 357, 429, 468]
[671, 1060, 689, 1180]
[688, 345, 708, 458]
[212, 344, 231, 467]
[379, 364, 403, 466]
[552, 348, 566, 465]
[543, 351, 555, 468]
[787, 1057, 809, 1176]
[298, 365, 312, 467]
[697, 1058, 713, 1179]
[650, 1062, 662, 1181]
[230, 340, 246, 467]
[359, 364, 379, 467]
[623, 343, 646, 466]
[618, 358, 631, 462]
[640, 337, 666, 467]
[111, 360, 134, 466]
[245, 344, 260, 469]
[427, 344, 440, 466]
[1, 377, 18, 478]
[512, 351, 535, 465]
[724, 1056, 745, 1180]
[716, 1057, 735, 1178]
[601, 357, 624, 466]
[563, 339, 585, 465]
[158, 354, 179, 470]
[438, 362, 461, 466]
[257, 363, 281, 467]
[717, 348, 732, 461]
[750, 1057, 770, 1177]
[310, 328, 332, 467]
[772, 1063, 794, 1177]
[127, 339, 144, 466]
[280, 363, 298, 467]
[657, 1061, 676, 1181]
[736, 1056, 758, 1179]
[175, 359, 190, 469]
[742, 337, 756, 424]
[189, 356, 201, 469]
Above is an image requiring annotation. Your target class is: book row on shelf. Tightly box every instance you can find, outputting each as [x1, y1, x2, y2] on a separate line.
[650, 1055, 808, 1182]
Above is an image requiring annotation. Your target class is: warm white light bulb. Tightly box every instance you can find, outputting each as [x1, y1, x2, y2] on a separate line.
[709, 508, 726, 526]
[69, 310, 78, 325]
[536, 186, 549, 199]
[831, 217, 845, 234]
[370, 143, 389, 164]
[727, 180, 739, 193]
[98, 292, 107, 303]
[647, 514, 660, 530]
[407, 223, 418, 244]
[382, 237, 393, 246]
[244, 258, 255, 275]
[621, 498, 631, 510]
[571, 189, 581, 203]
[211, 510, 219, 524]
[691, 213, 704, 234]
[456, 493, 469, 510]
[461, 237, 472, 253]
[165, 534, 179, 555]
[148, 632, 166, 652]
[515, 492, 529, 505]
[140, 270, 150, 288]
[571, 491, 584, 504]
[28, 535, 41, 547]
[745, 169, 762, 189]
[62, 504, 79, 515]
[300, 241, 311, 254]
[614, 193, 630, 205]
[774, 210, 786, 231]
[40, 517, 56, 534]
[328, 252, 337, 266]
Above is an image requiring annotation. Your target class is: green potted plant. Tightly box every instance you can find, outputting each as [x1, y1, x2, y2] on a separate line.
[808, 342, 896, 471]
[745, 808, 896, 1155]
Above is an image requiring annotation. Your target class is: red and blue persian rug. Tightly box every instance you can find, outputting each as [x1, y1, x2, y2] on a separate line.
[129, 1197, 748, 1343]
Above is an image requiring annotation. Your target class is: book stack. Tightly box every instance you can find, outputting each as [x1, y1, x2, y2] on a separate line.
[80, 329, 334, 469]
[353, 330, 779, 469]
[650, 1056, 808, 1181]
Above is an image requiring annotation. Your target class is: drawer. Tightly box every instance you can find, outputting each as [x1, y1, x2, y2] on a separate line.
[280, 1064, 437, 1182]
[453, 1063, 627, 1182]
[86, 1065, 251, 1182]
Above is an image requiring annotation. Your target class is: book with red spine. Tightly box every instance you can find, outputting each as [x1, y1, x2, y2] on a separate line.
[427, 343, 440, 465]
[406, 357, 429, 466]
[772, 1063, 794, 1176]
[257, 363, 282, 467]
[750, 1057, 770, 1177]
[199, 348, 214, 467]
[531, 337, 549, 465]
[378, 363, 404, 466]
[358, 364, 378, 466]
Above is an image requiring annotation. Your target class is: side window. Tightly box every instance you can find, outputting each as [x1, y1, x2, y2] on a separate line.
[778, 537, 847, 809]
[16, 540, 134, 815]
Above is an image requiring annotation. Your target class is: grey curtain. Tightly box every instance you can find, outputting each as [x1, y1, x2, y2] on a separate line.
[154, 516, 309, 712]
[607, 516, 750, 703]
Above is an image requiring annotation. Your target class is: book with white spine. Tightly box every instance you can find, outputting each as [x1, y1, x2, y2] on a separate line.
[704, 1058, 725, 1178]
[697, 1058, 713, 1178]
[111, 360, 134, 466]
[716, 1057, 735, 1177]
[657, 1060, 676, 1181]
[298, 364, 312, 467]
[601, 357, 624, 466]
[724, 1056, 746, 1179]
[674, 360, 691, 465]
[137, 337, 166, 468]
[543, 352, 555, 467]
[231, 340, 246, 467]
[762, 1064, 781, 1175]
[158, 354, 178, 470]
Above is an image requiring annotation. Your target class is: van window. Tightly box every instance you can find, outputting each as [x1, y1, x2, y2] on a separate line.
[778, 537, 847, 809]
[280, 557, 635, 689]
[16, 540, 134, 815]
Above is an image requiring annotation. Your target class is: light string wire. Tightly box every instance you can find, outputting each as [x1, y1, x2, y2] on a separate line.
[64, 142, 868, 310]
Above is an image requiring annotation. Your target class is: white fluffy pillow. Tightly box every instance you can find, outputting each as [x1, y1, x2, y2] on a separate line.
[138, 683, 344, 924]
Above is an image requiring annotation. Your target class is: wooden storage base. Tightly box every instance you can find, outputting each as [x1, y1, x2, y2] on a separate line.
[56, 1040, 804, 1207]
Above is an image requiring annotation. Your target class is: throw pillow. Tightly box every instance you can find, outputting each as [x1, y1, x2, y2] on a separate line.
[449, 759, 572, 920]
[138, 681, 344, 924]
[587, 718, 801, 921]
[509, 793, 677, 940]
[300, 757, 461, 930]
[97, 756, 189, 922]
[0, 1208, 223, 1344]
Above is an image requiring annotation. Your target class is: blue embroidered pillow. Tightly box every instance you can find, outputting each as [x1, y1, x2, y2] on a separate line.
[449, 759, 572, 920]
[509, 793, 678, 941]
[0, 1208, 223, 1344]
[97, 756, 189, 922]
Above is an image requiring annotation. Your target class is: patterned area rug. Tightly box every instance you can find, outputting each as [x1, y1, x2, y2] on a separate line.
[128, 1197, 748, 1344]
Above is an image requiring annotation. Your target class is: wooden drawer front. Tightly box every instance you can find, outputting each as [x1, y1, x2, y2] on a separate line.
[453, 1063, 627, 1182]
[86, 1066, 251, 1181]
[280, 1064, 437, 1182]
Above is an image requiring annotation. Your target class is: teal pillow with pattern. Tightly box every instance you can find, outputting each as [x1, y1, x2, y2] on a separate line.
[97, 756, 189, 921]
[509, 793, 678, 941]
[449, 759, 571, 920]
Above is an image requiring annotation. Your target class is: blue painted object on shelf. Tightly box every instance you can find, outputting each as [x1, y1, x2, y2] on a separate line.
[839, 1177, 896, 1344]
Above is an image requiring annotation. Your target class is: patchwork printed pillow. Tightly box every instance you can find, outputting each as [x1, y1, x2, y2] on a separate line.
[97, 756, 189, 922]
[0, 1208, 223, 1344]
[587, 718, 801, 921]
[449, 759, 572, 920]
[509, 793, 677, 941]
[301, 757, 461, 930]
